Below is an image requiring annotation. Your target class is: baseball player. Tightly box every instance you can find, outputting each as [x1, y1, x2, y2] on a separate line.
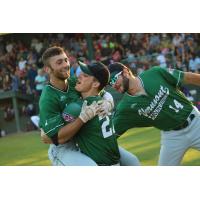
[108, 62, 200, 165]
[60, 61, 120, 165]
[39, 46, 113, 166]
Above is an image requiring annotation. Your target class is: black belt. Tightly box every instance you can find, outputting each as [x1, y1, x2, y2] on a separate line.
[98, 162, 120, 166]
[173, 114, 195, 131]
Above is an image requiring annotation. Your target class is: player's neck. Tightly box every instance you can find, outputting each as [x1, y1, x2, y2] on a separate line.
[81, 89, 98, 99]
[127, 77, 146, 96]
[50, 76, 68, 91]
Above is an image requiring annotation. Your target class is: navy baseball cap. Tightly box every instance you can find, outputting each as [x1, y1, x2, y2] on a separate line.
[78, 61, 110, 89]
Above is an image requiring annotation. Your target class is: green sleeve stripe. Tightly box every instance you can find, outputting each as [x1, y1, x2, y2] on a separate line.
[46, 123, 64, 134]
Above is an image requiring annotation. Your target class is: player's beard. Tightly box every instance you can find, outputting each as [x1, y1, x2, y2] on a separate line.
[49, 65, 70, 81]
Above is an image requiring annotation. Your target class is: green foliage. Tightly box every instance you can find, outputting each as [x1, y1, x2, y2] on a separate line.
[0, 128, 200, 166]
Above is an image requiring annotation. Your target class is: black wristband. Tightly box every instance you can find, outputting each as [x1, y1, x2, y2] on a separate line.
[51, 134, 59, 146]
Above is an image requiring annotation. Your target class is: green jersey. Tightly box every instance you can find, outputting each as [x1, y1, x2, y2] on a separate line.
[39, 77, 80, 137]
[113, 67, 193, 134]
[62, 96, 120, 166]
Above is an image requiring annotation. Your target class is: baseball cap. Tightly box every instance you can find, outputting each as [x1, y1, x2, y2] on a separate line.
[108, 62, 126, 85]
[78, 61, 110, 89]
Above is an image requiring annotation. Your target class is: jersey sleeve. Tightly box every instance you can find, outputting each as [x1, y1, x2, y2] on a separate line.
[39, 97, 65, 138]
[62, 102, 81, 125]
[155, 67, 184, 87]
[112, 110, 135, 137]
[102, 90, 114, 102]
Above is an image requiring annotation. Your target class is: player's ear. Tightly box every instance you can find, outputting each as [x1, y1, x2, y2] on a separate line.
[92, 80, 100, 89]
[44, 66, 50, 73]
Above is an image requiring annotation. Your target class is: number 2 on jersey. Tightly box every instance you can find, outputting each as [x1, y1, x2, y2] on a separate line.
[99, 115, 114, 138]
[169, 99, 184, 113]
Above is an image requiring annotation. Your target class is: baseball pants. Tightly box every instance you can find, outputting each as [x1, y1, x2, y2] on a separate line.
[159, 107, 200, 166]
[48, 141, 97, 166]
[48, 142, 140, 166]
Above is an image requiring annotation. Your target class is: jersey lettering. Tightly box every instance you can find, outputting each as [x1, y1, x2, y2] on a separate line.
[138, 85, 169, 120]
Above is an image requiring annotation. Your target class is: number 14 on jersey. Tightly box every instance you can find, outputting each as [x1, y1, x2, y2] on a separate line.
[169, 99, 184, 113]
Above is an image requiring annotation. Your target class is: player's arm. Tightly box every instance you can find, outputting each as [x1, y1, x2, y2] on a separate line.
[39, 98, 65, 145]
[57, 118, 84, 144]
[40, 118, 84, 145]
[42, 100, 99, 144]
[58, 100, 100, 144]
[41, 118, 83, 145]
[183, 71, 200, 86]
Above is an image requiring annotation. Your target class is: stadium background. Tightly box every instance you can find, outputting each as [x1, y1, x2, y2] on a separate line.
[0, 33, 200, 165]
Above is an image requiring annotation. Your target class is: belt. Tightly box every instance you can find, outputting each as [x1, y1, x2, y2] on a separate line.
[98, 162, 120, 166]
[172, 113, 195, 131]
[111, 163, 120, 166]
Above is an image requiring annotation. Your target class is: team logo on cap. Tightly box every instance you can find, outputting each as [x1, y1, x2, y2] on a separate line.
[110, 71, 122, 86]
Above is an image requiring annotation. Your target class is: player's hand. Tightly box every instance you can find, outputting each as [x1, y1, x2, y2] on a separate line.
[41, 128, 52, 144]
[79, 100, 99, 123]
[122, 67, 133, 78]
[122, 68, 135, 93]
[97, 100, 114, 118]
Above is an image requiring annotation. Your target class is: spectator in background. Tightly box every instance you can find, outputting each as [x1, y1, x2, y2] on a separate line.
[5, 41, 14, 53]
[3, 71, 11, 91]
[20, 78, 27, 94]
[125, 49, 137, 71]
[11, 70, 20, 91]
[31, 38, 43, 54]
[18, 57, 27, 71]
[149, 33, 160, 48]
[194, 53, 200, 73]
[120, 33, 130, 49]
[186, 36, 196, 51]
[26, 103, 36, 116]
[27, 64, 37, 94]
[35, 68, 47, 96]
[156, 48, 167, 68]
[188, 52, 196, 72]
[172, 33, 183, 47]
[4, 105, 14, 121]
[27, 51, 37, 65]
[70, 61, 82, 77]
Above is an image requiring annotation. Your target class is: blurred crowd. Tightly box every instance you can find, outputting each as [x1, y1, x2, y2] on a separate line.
[0, 33, 200, 95]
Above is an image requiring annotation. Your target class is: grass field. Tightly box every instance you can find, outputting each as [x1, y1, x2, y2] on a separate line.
[0, 127, 200, 166]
